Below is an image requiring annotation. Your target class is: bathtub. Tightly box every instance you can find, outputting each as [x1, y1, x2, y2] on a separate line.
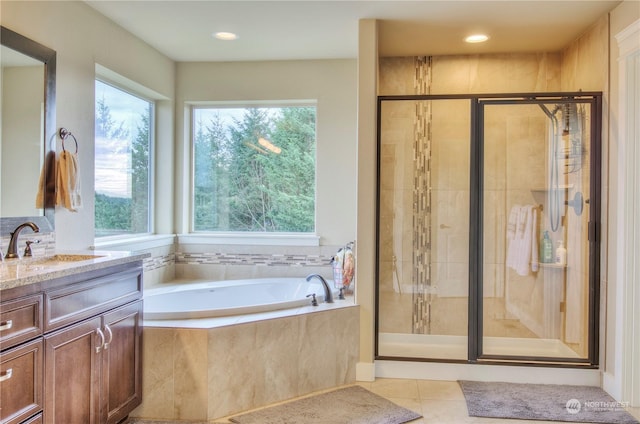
[134, 279, 359, 421]
[143, 277, 337, 320]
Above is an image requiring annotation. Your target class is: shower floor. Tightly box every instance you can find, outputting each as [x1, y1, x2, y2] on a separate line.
[378, 292, 582, 360]
[378, 332, 581, 360]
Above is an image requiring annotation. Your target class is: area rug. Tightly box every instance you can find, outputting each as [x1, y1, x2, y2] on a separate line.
[459, 380, 639, 423]
[228, 385, 421, 424]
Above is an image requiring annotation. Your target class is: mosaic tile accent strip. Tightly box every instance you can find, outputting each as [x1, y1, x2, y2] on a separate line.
[0, 232, 55, 259]
[175, 252, 333, 267]
[412, 56, 434, 335]
[143, 253, 175, 272]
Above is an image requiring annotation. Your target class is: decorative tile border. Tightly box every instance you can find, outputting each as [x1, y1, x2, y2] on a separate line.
[143, 253, 175, 272]
[175, 252, 332, 267]
[412, 55, 434, 335]
[1, 232, 55, 259]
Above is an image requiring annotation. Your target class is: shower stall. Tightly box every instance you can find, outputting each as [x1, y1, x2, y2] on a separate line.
[376, 92, 602, 365]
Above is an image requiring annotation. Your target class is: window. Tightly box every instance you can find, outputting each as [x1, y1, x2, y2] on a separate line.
[192, 104, 316, 233]
[95, 80, 153, 237]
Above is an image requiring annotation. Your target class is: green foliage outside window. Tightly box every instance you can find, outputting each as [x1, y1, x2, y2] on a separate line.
[94, 80, 151, 237]
[193, 106, 316, 233]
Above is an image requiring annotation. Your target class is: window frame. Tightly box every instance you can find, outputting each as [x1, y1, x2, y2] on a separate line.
[93, 76, 156, 241]
[188, 100, 318, 239]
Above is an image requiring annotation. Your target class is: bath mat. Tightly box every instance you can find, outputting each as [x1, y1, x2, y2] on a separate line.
[228, 385, 421, 424]
[459, 380, 639, 423]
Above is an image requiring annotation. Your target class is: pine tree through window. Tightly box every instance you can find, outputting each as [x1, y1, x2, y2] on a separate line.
[95, 80, 153, 237]
[192, 105, 316, 233]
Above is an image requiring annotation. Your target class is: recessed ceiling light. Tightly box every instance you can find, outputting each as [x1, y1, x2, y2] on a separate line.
[214, 32, 238, 41]
[465, 34, 489, 43]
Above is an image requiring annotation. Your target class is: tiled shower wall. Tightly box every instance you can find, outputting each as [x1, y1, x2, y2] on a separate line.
[378, 52, 564, 336]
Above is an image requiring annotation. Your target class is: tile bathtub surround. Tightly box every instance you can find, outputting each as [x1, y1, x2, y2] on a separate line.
[144, 252, 176, 272]
[131, 305, 360, 422]
[123, 242, 353, 287]
[173, 245, 346, 282]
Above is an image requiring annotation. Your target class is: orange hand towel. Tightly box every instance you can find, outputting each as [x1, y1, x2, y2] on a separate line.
[56, 150, 82, 211]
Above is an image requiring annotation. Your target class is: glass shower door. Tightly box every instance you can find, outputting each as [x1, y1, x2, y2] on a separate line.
[479, 99, 596, 362]
[377, 98, 470, 361]
[376, 93, 601, 365]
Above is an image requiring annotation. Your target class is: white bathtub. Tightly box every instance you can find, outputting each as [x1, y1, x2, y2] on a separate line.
[143, 277, 337, 320]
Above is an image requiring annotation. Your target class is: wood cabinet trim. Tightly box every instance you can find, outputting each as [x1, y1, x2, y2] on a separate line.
[1, 260, 143, 424]
[0, 294, 43, 352]
[43, 268, 142, 333]
[0, 338, 43, 424]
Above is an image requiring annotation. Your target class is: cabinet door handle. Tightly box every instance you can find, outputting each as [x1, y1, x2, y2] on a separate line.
[0, 320, 13, 331]
[0, 368, 13, 382]
[95, 328, 105, 353]
[103, 324, 113, 350]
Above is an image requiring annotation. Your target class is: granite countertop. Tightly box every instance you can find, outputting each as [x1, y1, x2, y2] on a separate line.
[0, 250, 149, 291]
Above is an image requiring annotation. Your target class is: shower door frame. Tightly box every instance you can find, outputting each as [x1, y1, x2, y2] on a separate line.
[374, 92, 603, 367]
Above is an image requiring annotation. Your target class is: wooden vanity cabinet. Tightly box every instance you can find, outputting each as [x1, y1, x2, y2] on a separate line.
[0, 260, 143, 424]
[44, 316, 102, 424]
[43, 301, 142, 424]
[0, 339, 43, 424]
[101, 301, 142, 424]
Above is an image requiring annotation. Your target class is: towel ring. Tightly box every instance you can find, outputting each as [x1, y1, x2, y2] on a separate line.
[59, 128, 78, 154]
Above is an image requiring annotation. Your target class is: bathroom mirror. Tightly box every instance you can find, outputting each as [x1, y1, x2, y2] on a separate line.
[1, 26, 56, 230]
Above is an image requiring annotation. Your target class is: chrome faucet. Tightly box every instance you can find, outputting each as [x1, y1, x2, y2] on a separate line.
[5, 222, 40, 259]
[306, 274, 334, 303]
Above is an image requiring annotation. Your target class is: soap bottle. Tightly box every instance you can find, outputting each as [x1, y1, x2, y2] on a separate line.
[542, 231, 553, 263]
[555, 240, 567, 266]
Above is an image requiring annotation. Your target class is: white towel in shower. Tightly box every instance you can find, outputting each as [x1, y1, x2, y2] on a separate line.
[505, 204, 521, 268]
[506, 205, 539, 276]
[522, 205, 538, 274]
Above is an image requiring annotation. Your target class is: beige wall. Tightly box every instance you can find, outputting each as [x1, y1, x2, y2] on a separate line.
[1, 2, 358, 250]
[605, 0, 640, 401]
[3, 0, 637, 398]
[355, 19, 378, 377]
[174, 59, 357, 245]
[358, 7, 622, 372]
[1, 1, 176, 249]
[377, 53, 569, 339]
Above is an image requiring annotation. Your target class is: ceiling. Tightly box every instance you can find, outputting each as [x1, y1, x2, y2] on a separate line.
[85, 0, 623, 62]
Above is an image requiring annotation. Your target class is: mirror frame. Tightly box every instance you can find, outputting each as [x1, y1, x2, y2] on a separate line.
[1, 26, 56, 229]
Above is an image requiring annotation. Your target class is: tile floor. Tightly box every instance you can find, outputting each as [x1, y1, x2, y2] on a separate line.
[214, 378, 640, 424]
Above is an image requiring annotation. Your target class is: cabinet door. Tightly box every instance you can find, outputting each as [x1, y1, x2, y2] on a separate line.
[0, 339, 43, 424]
[44, 317, 102, 424]
[0, 294, 43, 351]
[101, 301, 142, 424]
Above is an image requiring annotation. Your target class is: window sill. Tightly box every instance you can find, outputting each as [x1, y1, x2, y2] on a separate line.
[92, 234, 176, 251]
[177, 233, 320, 246]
